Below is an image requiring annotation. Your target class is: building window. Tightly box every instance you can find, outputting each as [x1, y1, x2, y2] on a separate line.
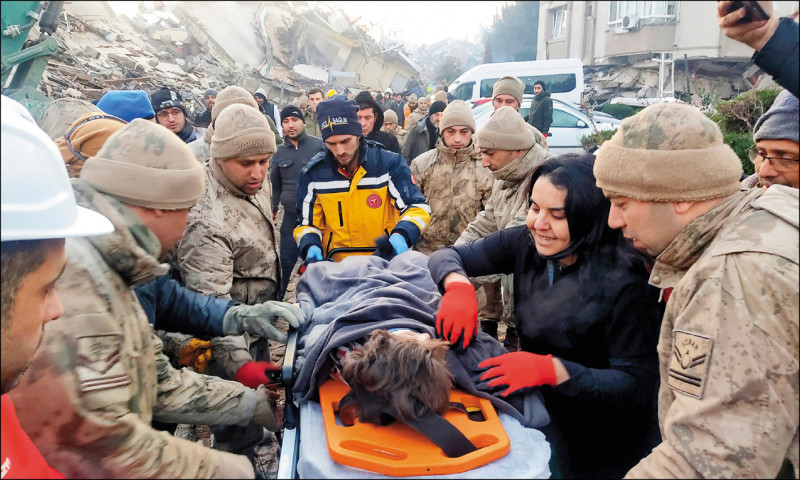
[608, 1, 677, 29]
[552, 6, 567, 39]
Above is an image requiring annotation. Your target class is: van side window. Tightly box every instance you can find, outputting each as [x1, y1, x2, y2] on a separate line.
[521, 74, 576, 95]
[479, 78, 500, 98]
[453, 82, 475, 101]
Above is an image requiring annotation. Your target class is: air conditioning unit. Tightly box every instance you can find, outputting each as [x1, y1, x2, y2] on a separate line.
[621, 14, 640, 30]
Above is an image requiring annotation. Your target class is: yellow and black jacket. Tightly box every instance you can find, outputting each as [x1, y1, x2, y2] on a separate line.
[293, 138, 430, 260]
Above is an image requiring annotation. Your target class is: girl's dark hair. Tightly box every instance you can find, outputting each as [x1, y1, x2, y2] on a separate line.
[523, 154, 651, 268]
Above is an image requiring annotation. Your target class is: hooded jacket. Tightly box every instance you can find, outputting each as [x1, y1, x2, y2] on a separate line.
[355, 91, 401, 154]
[409, 138, 494, 255]
[526, 90, 553, 135]
[8, 179, 257, 478]
[457, 143, 555, 244]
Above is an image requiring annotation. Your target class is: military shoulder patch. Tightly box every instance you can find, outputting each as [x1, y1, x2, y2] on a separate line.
[76, 333, 132, 394]
[668, 330, 714, 399]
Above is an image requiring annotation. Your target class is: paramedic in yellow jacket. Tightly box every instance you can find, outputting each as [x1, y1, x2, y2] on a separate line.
[294, 94, 430, 262]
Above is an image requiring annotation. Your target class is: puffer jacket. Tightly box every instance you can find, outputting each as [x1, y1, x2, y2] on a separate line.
[410, 138, 494, 255]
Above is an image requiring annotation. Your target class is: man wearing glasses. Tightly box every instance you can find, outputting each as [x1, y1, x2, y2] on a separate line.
[150, 87, 205, 143]
[743, 90, 799, 190]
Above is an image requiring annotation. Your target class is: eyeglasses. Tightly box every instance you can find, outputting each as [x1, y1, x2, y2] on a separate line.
[63, 114, 127, 164]
[747, 146, 799, 172]
[156, 108, 184, 120]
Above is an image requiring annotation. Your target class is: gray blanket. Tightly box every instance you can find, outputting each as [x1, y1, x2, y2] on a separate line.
[293, 251, 549, 428]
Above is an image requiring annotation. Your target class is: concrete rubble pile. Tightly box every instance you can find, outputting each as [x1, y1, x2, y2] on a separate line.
[584, 57, 763, 107]
[35, 1, 420, 117]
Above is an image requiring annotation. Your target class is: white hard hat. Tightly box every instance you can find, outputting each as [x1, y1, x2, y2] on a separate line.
[1, 95, 114, 241]
[384, 88, 393, 94]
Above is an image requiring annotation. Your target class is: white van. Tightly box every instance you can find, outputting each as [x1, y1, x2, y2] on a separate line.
[449, 58, 585, 106]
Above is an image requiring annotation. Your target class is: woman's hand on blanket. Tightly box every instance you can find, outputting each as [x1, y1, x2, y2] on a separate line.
[306, 245, 323, 262]
[435, 281, 478, 350]
[222, 301, 306, 343]
[477, 352, 557, 396]
[389, 233, 409, 255]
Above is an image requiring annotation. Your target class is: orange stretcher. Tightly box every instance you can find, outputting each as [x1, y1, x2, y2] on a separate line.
[317, 378, 511, 477]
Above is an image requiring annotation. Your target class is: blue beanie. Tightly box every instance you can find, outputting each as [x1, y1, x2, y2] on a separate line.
[316, 94, 362, 140]
[97, 90, 156, 122]
[753, 90, 799, 144]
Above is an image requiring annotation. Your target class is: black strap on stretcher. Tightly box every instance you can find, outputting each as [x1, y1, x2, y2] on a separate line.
[338, 392, 479, 458]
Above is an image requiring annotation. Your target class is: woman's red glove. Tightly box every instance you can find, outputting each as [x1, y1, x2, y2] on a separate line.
[477, 352, 557, 396]
[435, 281, 478, 350]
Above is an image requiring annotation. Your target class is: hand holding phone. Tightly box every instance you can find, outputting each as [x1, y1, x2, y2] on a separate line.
[717, 1, 778, 51]
[727, 1, 770, 25]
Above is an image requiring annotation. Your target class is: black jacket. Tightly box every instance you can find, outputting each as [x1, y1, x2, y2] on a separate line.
[269, 130, 324, 214]
[135, 274, 234, 337]
[355, 91, 401, 154]
[429, 225, 663, 479]
[195, 109, 211, 128]
[753, 17, 799, 98]
[526, 91, 553, 134]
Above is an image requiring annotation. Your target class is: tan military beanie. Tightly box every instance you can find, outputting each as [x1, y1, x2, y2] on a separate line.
[80, 119, 205, 210]
[433, 90, 448, 104]
[384, 108, 399, 124]
[492, 76, 525, 104]
[476, 106, 535, 150]
[211, 103, 276, 161]
[439, 100, 475, 132]
[594, 102, 742, 202]
[211, 85, 260, 127]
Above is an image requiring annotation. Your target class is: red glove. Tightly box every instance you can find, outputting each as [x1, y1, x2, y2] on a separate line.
[435, 281, 478, 350]
[235, 361, 281, 389]
[478, 352, 557, 397]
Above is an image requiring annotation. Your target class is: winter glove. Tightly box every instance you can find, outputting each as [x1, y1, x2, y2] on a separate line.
[477, 352, 557, 397]
[252, 385, 282, 432]
[222, 301, 305, 343]
[306, 245, 323, 262]
[235, 360, 281, 389]
[435, 281, 478, 350]
[388, 233, 409, 255]
[177, 338, 213, 373]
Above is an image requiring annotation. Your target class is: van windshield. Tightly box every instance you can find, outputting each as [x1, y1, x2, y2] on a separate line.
[453, 81, 475, 101]
[479, 74, 577, 98]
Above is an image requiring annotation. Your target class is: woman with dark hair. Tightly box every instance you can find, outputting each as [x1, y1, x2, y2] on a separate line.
[429, 154, 663, 478]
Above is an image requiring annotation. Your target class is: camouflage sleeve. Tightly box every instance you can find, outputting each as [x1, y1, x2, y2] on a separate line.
[151, 332, 259, 426]
[626, 253, 799, 478]
[455, 185, 500, 245]
[175, 217, 236, 298]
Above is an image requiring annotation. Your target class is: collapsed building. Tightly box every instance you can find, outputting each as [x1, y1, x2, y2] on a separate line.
[2, 1, 420, 119]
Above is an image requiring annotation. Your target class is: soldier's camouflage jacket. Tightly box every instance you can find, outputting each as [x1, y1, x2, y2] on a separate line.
[626, 186, 799, 478]
[8, 179, 259, 478]
[173, 158, 280, 304]
[456, 143, 554, 245]
[410, 138, 493, 255]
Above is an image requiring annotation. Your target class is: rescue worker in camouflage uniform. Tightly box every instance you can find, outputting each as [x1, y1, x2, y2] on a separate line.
[457, 106, 555, 348]
[187, 85, 260, 163]
[410, 100, 493, 255]
[171, 104, 281, 386]
[593, 102, 799, 479]
[304, 88, 323, 138]
[404, 95, 429, 131]
[9, 119, 279, 478]
[491, 76, 549, 149]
